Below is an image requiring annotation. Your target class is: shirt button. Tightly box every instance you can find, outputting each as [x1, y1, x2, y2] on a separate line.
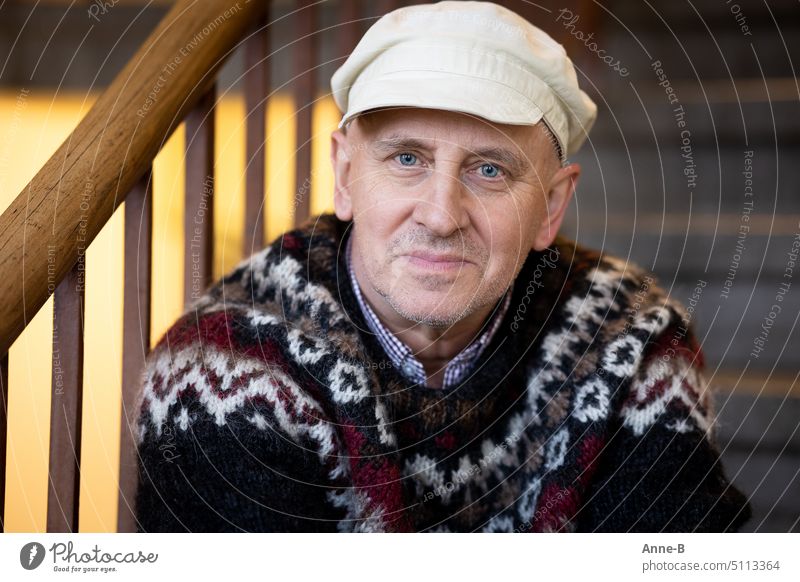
[401, 359, 417, 379]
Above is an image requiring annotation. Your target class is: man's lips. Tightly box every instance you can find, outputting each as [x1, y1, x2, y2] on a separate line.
[401, 251, 473, 271]
[406, 251, 469, 263]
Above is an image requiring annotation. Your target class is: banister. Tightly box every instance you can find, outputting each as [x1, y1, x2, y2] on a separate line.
[0, 0, 267, 356]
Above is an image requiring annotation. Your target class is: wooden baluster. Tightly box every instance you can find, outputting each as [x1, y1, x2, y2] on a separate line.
[338, 0, 362, 59]
[184, 86, 216, 309]
[293, 1, 318, 228]
[47, 259, 85, 532]
[244, 14, 270, 257]
[378, 0, 400, 14]
[0, 353, 7, 531]
[117, 171, 153, 533]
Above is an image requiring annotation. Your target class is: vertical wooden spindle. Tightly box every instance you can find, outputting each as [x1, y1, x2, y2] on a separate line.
[0, 353, 7, 531]
[117, 171, 153, 533]
[47, 259, 85, 532]
[244, 14, 270, 257]
[293, 1, 318, 227]
[184, 86, 216, 308]
[338, 0, 362, 60]
[378, 0, 400, 15]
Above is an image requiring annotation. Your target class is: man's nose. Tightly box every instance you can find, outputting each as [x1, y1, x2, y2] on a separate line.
[411, 166, 470, 237]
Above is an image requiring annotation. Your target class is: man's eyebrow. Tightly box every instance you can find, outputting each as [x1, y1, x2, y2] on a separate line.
[372, 135, 431, 152]
[471, 146, 530, 176]
[372, 134, 530, 175]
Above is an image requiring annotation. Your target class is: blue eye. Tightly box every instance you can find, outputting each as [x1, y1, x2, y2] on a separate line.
[396, 152, 418, 166]
[479, 163, 501, 178]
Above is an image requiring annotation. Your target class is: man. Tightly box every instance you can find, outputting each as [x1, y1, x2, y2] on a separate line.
[133, 1, 751, 532]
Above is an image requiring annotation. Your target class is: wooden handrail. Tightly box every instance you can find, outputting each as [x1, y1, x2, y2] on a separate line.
[0, 0, 266, 356]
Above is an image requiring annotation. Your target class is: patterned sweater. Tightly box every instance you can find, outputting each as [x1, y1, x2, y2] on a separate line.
[133, 213, 751, 532]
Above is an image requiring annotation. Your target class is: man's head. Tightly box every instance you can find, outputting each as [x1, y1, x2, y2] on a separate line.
[328, 1, 597, 329]
[330, 106, 580, 328]
[331, 1, 598, 164]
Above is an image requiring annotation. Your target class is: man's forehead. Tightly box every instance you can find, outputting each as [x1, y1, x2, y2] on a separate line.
[354, 107, 540, 148]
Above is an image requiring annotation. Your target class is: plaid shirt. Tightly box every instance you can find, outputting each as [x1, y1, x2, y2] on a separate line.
[345, 234, 511, 389]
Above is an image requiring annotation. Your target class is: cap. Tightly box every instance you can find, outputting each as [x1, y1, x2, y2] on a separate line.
[330, 1, 598, 162]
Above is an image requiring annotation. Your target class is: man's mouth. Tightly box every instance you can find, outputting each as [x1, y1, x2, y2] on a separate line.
[402, 251, 472, 272]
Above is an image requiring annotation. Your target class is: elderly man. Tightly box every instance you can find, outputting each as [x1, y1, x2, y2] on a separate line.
[134, 1, 750, 532]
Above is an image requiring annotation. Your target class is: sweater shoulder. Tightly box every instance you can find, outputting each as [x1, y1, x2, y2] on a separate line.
[549, 238, 714, 434]
[554, 236, 694, 334]
[135, 303, 340, 463]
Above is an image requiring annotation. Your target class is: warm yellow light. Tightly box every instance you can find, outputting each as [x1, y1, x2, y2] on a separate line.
[0, 89, 339, 532]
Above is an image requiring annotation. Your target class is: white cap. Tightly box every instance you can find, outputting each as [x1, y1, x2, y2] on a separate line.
[330, 1, 598, 161]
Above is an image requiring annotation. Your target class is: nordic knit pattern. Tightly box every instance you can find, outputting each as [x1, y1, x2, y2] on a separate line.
[133, 213, 751, 532]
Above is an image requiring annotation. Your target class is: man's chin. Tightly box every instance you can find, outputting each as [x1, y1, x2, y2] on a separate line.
[387, 295, 477, 328]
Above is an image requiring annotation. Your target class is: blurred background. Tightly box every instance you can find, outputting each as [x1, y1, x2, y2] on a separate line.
[0, 0, 797, 532]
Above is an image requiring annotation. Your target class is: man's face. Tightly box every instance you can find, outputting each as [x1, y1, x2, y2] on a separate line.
[330, 107, 575, 329]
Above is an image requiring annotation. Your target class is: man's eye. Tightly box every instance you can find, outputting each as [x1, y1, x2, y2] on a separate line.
[478, 163, 503, 178]
[395, 152, 418, 166]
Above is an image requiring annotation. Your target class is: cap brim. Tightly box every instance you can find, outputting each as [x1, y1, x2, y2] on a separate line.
[339, 72, 546, 131]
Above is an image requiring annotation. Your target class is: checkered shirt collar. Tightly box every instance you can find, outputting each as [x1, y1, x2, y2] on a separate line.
[345, 233, 511, 389]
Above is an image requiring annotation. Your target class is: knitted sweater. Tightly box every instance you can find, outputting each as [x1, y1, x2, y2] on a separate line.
[133, 213, 751, 532]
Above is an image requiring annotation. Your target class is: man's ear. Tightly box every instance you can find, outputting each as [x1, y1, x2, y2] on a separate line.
[330, 129, 353, 221]
[532, 162, 581, 251]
